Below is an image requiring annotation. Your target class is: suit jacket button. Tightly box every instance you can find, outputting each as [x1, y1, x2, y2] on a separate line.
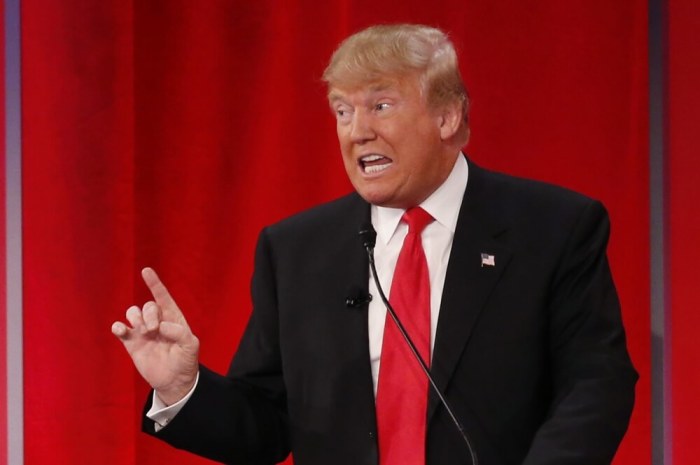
[369, 431, 375, 439]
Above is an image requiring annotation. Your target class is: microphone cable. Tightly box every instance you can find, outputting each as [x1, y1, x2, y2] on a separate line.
[359, 224, 478, 465]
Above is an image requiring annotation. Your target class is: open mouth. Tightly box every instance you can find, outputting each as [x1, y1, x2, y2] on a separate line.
[359, 154, 392, 174]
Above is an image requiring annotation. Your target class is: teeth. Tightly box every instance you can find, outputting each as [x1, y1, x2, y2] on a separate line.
[361, 154, 384, 162]
[364, 163, 391, 174]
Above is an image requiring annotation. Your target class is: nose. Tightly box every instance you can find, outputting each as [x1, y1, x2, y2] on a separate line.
[349, 110, 376, 144]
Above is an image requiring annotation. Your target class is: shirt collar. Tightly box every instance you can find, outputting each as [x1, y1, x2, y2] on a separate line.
[372, 153, 469, 245]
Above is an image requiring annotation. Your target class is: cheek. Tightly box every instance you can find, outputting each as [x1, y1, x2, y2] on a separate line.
[336, 130, 355, 159]
[336, 127, 350, 151]
[336, 139, 355, 173]
[337, 139, 351, 163]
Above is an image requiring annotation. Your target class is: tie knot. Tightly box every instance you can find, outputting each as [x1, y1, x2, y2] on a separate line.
[402, 207, 433, 235]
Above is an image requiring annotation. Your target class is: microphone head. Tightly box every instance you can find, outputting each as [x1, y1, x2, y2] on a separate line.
[345, 286, 373, 308]
[358, 223, 377, 249]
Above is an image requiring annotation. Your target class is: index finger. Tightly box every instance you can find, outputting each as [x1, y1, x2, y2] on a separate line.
[141, 267, 177, 310]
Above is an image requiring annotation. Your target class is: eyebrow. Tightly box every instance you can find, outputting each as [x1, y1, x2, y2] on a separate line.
[367, 83, 394, 92]
[327, 92, 345, 103]
[328, 81, 399, 103]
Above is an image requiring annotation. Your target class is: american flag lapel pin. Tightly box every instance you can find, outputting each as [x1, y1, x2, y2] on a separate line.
[481, 253, 495, 267]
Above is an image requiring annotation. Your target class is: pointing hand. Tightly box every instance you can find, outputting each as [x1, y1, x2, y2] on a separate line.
[112, 268, 200, 405]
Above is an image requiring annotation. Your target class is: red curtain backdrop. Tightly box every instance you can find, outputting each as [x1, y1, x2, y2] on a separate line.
[21, 1, 649, 464]
[668, 0, 700, 463]
[21, 2, 136, 464]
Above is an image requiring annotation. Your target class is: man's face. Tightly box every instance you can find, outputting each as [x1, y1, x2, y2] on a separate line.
[328, 74, 458, 209]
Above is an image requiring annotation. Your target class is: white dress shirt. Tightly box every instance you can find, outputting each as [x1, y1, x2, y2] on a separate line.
[148, 154, 469, 427]
[367, 154, 469, 395]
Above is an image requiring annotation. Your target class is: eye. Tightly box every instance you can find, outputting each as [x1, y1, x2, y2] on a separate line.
[333, 105, 353, 124]
[375, 102, 391, 112]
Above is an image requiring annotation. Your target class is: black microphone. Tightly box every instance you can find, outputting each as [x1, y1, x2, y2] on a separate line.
[345, 286, 373, 308]
[358, 223, 377, 251]
[358, 224, 479, 465]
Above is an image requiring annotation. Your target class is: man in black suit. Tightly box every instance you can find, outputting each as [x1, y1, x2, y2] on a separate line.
[112, 24, 637, 465]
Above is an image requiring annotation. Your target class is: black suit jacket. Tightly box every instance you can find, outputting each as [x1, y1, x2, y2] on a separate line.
[145, 159, 637, 465]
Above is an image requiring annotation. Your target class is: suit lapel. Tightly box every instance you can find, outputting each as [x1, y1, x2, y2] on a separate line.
[428, 161, 513, 420]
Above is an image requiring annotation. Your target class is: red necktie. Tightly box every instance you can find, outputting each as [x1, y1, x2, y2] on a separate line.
[376, 207, 433, 465]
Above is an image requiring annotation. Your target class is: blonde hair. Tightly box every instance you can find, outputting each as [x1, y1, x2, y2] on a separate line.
[322, 24, 469, 120]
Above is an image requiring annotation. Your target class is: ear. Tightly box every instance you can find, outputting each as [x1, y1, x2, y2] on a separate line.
[437, 101, 463, 141]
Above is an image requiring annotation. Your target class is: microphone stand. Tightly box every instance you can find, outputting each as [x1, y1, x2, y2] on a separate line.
[359, 226, 478, 465]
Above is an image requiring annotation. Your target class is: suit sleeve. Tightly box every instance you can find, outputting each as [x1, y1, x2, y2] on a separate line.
[142, 228, 291, 464]
[522, 200, 638, 464]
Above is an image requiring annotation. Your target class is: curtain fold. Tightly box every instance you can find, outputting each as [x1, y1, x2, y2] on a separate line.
[668, 0, 700, 463]
[22, 1, 137, 463]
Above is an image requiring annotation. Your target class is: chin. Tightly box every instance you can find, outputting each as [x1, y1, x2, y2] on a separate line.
[355, 188, 392, 207]
[352, 180, 409, 208]
[359, 192, 409, 209]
